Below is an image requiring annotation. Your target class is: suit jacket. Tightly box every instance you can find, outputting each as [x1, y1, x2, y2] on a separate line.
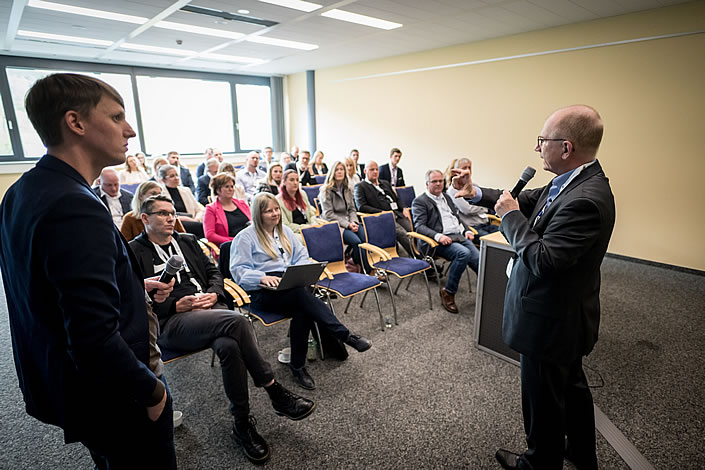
[479, 160, 615, 363]
[179, 165, 196, 194]
[0, 155, 160, 442]
[354, 179, 405, 217]
[197, 173, 212, 206]
[379, 163, 405, 187]
[285, 162, 314, 186]
[129, 231, 227, 325]
[93, 186, 133, 216]
[411, 192, 471, 252]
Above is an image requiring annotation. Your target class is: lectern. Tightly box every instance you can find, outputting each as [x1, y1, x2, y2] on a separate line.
[473, 231, 520, 365]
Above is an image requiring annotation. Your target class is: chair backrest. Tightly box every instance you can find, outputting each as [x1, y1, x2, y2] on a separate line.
[122, 183, 139, 194]
[219, 240, 233, 280]
[359, 211, 400, 260]
[394, 185, 416, 209]
[301, 184, 322, 207]
[313, 174, 327, 184]
[313, 198, 321, 215]
[301, 221, 347, 274]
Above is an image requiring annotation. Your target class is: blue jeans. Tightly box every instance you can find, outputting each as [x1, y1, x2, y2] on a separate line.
[434, 239, 479, 295]
[342, 228, 371, 273]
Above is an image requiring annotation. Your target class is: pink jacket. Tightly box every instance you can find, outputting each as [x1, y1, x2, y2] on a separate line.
[203, 198, 251, 246]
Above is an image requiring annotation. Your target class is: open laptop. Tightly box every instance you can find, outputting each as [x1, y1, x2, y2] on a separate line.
[259, 261, 328, 291]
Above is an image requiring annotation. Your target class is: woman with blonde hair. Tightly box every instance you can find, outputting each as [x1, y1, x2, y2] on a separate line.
[257, 162, 283, 195]
[276, 169, 321, 235]
[345, 157, 360, 193]
[230, 192, 371, 390]
[311, 150, 327, 175]
[203, 173, 251, 246]
[119, 155, 149, 184]
[120, 180, 185, 241]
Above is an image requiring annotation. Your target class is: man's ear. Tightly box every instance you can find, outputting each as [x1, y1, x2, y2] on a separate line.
[63, 110, 86, 137]
[140, 212, 149, 226]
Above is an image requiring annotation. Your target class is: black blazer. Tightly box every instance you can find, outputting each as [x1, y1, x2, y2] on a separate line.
[312, 163, 328, 175]
[354, 180, 405, 216]
[479, 160, 615, 363]
[411, 192, 470, 252]
[379, 163, 405, 187]
[179, 166, 196, 194]
[0, 155, 159, 442]
[197, 173, 212, 206]
[129, 231, 227, 325]
[284, 162, 314, 186]
[93, 186, 133, 215]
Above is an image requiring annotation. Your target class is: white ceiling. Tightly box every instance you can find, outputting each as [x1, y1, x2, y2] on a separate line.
[0, 0, 688, 76]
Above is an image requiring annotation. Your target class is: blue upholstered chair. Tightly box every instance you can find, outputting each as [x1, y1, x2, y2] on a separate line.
[121, 183, 139, 194]
[358, 211, 433, 326]
[301, 184, 322, 207]
[313, 174, 327, 184]
[394, 185, 416, 210]
[301, 221, 387, 330]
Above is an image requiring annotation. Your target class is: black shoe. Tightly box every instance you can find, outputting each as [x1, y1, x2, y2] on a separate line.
[269, 382, 316, 420]
[290, 365, 315, 390]
[345, 333, 371, 352]
[495, 449, 522, 469]
[232, 415, 270, 464]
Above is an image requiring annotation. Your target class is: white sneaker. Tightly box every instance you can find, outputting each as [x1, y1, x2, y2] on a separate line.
[173, 410, 184, 428]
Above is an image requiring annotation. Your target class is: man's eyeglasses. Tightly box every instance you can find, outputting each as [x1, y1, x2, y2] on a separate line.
[537, 136, 568, 147]
[146, 210, 176, 218]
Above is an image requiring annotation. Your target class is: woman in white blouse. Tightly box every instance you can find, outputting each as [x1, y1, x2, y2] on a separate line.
[119, 154, 149, 184]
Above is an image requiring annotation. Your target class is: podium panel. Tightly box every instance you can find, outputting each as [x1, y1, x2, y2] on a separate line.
[473, 232, 520, 365]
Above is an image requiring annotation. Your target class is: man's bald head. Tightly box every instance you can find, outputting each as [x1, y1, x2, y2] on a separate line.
[549, 105, 603, 159]
[100, 168, 120, 197]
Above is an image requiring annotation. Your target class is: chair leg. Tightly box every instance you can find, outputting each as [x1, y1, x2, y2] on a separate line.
[384, 275, 399, 326]
[466, 267, 473, 293]
[371, 288, 385, 331]
[210, 350, 216, 367]
[325, 290, 337, 317]
[404, 276, 413, 291]
[312, 322, 325, 361]
[393, 276, 404, 295]
[344, 296, 354, 314]
[422, 270, 433, 310]
[359, 290, 369, 309]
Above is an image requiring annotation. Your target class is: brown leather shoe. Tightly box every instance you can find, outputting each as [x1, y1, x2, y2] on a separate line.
[439, 288, 459, 314]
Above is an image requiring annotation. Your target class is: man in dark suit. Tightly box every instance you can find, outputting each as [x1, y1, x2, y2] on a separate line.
[130, 195, 315, 464]
[92, 167, 133, 226]
[411, 170, 479, 313]
[456, 105, 615, 470]
[197, 157, 220, 205]
[354, 160, 413, 257]
[0, 73, 176, 468]
[379, 147, 405, 187]
[167, 150, 196, 194]
[284, 150, 313, 186]
[350, 148, 365, 178]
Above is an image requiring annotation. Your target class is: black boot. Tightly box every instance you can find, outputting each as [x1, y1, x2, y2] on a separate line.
[232, 415, 270, 464]
[345, 333, 372, 352]
[265, 381, 316, 420]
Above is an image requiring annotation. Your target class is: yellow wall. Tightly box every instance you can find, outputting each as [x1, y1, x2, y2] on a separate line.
[302, 1, 705, 271]
[284, 72, 308, 152]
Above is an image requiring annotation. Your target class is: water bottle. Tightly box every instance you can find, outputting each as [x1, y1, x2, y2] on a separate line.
[385, 316, 393, 329]
[307, 334, 318, 361]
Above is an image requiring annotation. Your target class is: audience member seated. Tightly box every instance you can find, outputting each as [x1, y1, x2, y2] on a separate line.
[197, 158, 220, 206]
[318, 161, 374, 276]
[349, 149, 364, 179]
[93, 167, 133, 227]
[379, 147, 405, 187]
[284, 150, 314, 186]
[203, 173, 251, 247]
[259, 146, 273, 172]
[257, 162, 283, 196]
[150, 157, 168, 182]
[290, 145, 300, 162]
[446, 158, 500, 238]
[121, 181, 185, 241]
[119, 154, 149, 185]
[158, 164, 205, 237]
[231, 193, 372, 391]
[167, 151, 196, 194]
[411, 169, 480, 314]
[130, 195, 315, 464]
[345, 157, 361, 193]
[236, 151, 267, 202]
[354, 160, 414, 257]
[279, 152, 292, 167]
[196, 147, 216, 179]
[276, 169, 321, 236]
[311, 151, 328, 175]
[135, 151, 151, 176]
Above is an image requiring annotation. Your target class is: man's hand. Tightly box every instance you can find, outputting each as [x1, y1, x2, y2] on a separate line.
[145, 277, 175, 303]
[402, 208, 411, 220]
[146, 389, 167, 422]
[175, 295, 200, 313]
[438, 234, 452, 245]
[260, 275, 281, 288]
[450, 168, 476, 199]
[465, 231, 475, 241]
[494, 190, 520, 218]
[192, 292, 217, 310]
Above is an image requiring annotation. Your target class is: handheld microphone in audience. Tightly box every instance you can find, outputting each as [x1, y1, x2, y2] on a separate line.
[509, 166, 536, 198]
[150, 255, 184, 295]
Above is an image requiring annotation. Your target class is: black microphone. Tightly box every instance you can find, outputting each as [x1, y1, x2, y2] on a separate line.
[150, 255, 184, 295]
[510, 166, 536, 198]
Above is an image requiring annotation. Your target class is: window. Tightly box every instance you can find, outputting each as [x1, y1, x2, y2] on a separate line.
[0, 95, 12, 155]
[6, 67, 140, 158]
[236, 84, 272, 151]
[137, 76, 234, 155]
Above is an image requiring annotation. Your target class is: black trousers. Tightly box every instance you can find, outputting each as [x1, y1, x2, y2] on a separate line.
[519, 354, 598, 470]
[158, 308, 274, 419]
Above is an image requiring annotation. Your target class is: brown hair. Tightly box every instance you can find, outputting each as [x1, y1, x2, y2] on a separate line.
[210, 172, 236, 197]
[25, 73, 124, 147]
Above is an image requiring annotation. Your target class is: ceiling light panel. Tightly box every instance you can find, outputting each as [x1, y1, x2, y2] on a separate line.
[26, 0, 148, 24]
[155, 20, 245, 39]
[257, 0, 322, 13]
[320, 9, 403, 30]
[246, 36, 318, 50]
[16, 29, 113, 46]
[120, 42, 196, 56]
[20, 7, 141, 37]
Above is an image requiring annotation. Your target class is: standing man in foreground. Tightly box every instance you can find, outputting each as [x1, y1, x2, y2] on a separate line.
[456, 105, 615, 470]
[0, 73, 176, 468]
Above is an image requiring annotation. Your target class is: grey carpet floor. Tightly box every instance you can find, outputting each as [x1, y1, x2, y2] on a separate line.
[0, 256, 703, 469]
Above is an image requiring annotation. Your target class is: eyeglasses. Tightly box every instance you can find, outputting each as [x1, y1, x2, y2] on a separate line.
[428, 179, 444, 184]
[146, 210, 176, 218]
[537, 136, 567, 147]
